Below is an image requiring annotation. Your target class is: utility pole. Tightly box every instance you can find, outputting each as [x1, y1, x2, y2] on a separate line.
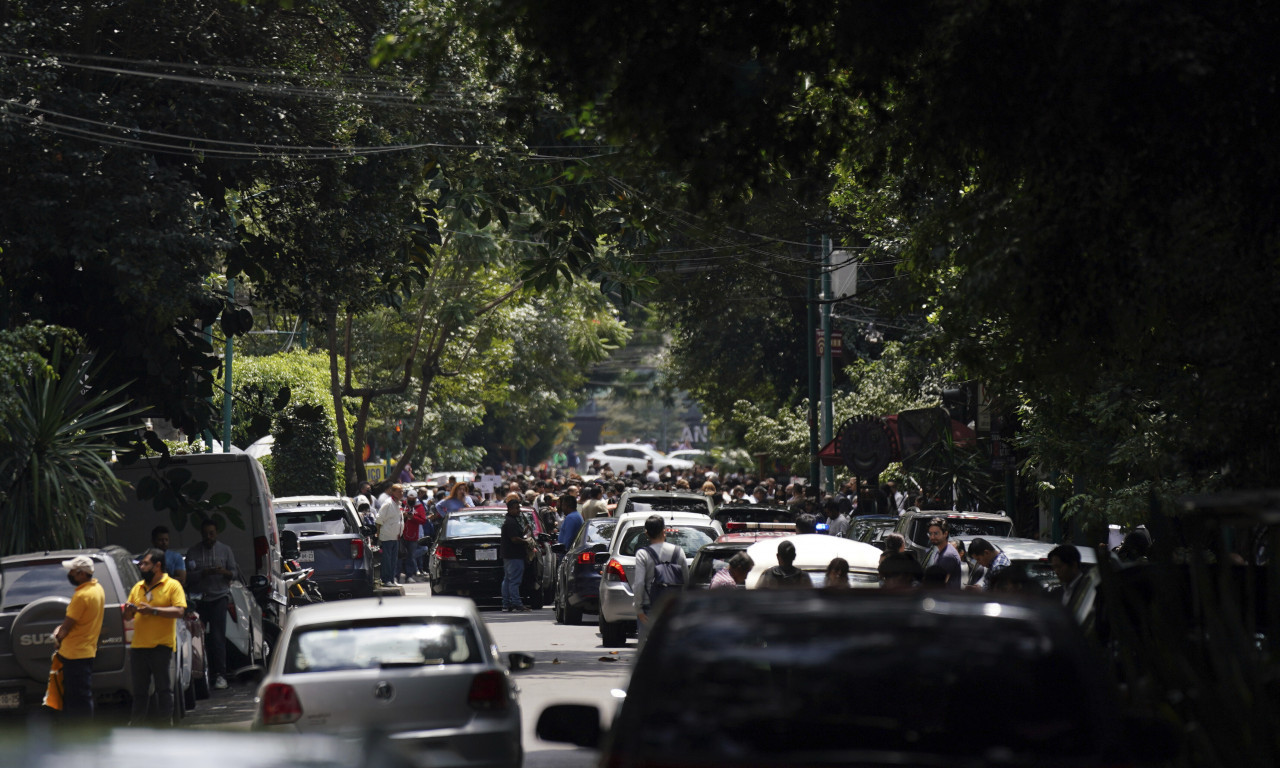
[821, 235, 835, 496]
[222, 278, 235, 452]
[807, 236, 820, 491]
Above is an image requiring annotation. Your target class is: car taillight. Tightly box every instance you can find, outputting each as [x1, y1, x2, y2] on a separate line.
[261, 682, 303, 725]
[577, 551, 595, 566]
[227, 601, 238, 623]
[467, 670, 508, 711]
[604, 559, 627, 582]
[436, 545, 456, 560]
[351, 538, 364, 560]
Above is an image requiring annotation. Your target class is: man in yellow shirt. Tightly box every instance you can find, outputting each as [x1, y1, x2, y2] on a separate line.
[122, 548, 187, 725]
[52, 555, 105, 718]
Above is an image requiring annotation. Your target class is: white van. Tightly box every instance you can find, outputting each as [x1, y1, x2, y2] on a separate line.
[104, 452, 286, 612]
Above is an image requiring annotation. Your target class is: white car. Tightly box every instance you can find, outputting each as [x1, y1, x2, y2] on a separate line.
[587, 444, 695, 474]
[596, 511, 723, 647]
[744, 534, 883, 588]
[254, 597, 532, 768]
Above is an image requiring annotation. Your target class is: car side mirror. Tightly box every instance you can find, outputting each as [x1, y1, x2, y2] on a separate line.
[594, 552, 610, 565]
[537, 704, 602, 748]
[537, 532, 554, 543]
[551, 543, 566, 555]
[508, 652, 535, 672]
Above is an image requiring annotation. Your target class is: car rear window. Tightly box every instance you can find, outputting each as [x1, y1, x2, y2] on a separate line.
[444, 513, 508, 537]
[619, 526, 717, 558]
[909, 517, 1014, 547]
[284, 617, 482, 673]
[635, 608, 1102, 760]
[625, 499, 710, 515]
[2, 561, 122, 610]
[275, 508, 352, 536]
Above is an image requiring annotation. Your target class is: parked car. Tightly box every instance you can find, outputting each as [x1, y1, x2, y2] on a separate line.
[587, 444, 694, 475]
[597, 511, 723, 647]
[428, 507, 561, 608]
[0, 547, 195, 719]
[893, 509, 1015, 560]
[845, 514, 899, 548]
[687, 523, 798, 590]
[253, 597, 534, 768]
[710, 503, 795, 529]
[743, 534, 882, 588]
[616, 489, 713, 516]
[272, 495, 375, 600]
[960, 536, 1098, 591]
[665, 449, 714, 465]
[553, 517, 618, 625]
[537, 590, 1179, 767]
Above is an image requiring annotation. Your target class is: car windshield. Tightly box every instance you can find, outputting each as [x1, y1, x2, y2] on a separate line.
[445, 513, 509, 537]
[275, 508, 351, 536]
[625, 499, 709, 514]
[1, 561, 121, 610]
[909, 518, 1013, 547]
[284, 617, 482, 673]
[634, 607, 1101, 761]
[619, 526, 717, 558]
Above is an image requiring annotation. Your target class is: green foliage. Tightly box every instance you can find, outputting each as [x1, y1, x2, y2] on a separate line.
[0, 340, 143, 555]
[217, 351, 342, 449]
[132, 466, 246, 535]
[270, 404, 338, 497]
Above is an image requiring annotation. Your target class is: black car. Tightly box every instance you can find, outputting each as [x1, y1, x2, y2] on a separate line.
[710, 503, 795, 529]
[428, 508, 560, 608]
[553, 517, 617, 625]
[538, 590, 1179, 767]
[845, 514, 899, 548]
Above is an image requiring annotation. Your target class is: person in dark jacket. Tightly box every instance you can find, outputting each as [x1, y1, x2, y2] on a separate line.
[500, 499, 531, 612]
[757, 540, 812, 589]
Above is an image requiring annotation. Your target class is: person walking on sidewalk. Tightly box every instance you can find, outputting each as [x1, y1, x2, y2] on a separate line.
[186, 518, 238, 690]
[376, 484, 405, 586]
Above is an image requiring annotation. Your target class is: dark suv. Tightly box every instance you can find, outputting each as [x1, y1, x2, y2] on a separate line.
[0, 546, 196, 718]
[893, 509, 1015, 559]
[539, 590, 1178, 767]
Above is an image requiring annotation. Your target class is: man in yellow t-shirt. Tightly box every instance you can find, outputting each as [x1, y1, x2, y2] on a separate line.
[122, 548, 187, 725]
[52, 555, 105, 718]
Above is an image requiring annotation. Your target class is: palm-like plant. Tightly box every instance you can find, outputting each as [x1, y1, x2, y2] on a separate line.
[0, 341, 143, 555]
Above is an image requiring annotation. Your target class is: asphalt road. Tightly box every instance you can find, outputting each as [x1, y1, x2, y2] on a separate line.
[182, 580, 637, 767]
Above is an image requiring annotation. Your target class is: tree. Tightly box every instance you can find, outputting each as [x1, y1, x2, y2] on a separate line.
[0, 339, 143, 554]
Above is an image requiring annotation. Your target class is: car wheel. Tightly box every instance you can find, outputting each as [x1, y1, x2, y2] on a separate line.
[194, 659, 211, 700]
[564, 602, 584, 626]
[183, 675, 197, 710]
[554, 595, 565, 624]
[430, 579, 450, 597]
[599, 616, 627, 648]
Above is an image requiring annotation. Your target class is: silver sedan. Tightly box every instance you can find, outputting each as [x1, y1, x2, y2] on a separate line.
[252, 596, 533, 768]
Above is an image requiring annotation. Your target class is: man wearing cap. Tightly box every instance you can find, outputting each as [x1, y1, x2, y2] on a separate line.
[52, 555, 105, 717]
[122, 548, 187, 725]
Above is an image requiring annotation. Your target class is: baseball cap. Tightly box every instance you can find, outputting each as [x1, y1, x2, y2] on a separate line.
[62, 555, 95, 574]
[406, 489, 417, 498]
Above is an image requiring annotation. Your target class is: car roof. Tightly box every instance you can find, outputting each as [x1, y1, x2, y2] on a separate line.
[286, 596, 479, 627]
[969, 536, 1099, 564]
[716, 531, 791, 543]
[614, 510, 715, 524]
[274, 495, 348, 508]
[902, 509, 1012, 521]
[1, 546, 132, 565]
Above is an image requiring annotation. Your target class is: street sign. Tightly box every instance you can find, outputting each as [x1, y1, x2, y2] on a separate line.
[816, 330, 845, 360]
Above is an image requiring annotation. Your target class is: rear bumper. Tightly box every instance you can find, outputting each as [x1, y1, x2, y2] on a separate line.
[435, 562, 505, 599]
[598, 579, 636, 623]
[566, 575, 602, 611]
[264, 711, 522, 768]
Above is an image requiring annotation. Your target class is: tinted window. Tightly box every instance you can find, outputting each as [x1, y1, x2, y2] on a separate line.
[909, 517, 1013, 547]
[445, 513, 508, 537]
[619, 526, 717, 558]
[285, 617, 481, 673]
[275, 507, 352, 536]
[2, 561, 121, 610]
[581, 520, 617, 547]
[631, 606, 1102, 761]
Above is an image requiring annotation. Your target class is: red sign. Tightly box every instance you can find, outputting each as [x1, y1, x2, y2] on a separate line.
[816, 330, 845, 360]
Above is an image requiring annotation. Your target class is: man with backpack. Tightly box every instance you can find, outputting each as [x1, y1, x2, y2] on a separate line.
[631, 515, 688, 647]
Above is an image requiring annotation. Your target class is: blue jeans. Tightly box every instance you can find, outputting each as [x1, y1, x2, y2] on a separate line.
[380, 539, 400, 584]
[400, 539, 420, 578]
[502, 558, 524, 608]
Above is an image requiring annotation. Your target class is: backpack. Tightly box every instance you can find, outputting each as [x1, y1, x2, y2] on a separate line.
[642, 544, 684, 610]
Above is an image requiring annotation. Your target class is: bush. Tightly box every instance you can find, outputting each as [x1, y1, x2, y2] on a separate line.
[270, 405, 338, 497]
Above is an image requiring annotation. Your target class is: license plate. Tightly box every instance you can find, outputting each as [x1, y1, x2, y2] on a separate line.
[298, 550, 315, 563]
[475, 549, 497, 561]
[0, 691, 21, 709]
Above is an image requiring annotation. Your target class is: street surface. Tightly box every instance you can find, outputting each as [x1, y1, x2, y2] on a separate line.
[184, 580, 635, 767]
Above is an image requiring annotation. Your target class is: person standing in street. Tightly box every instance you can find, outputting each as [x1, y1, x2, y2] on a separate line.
[557, 495, 584, 557]
[51, 555, 104, 718]
[757, 539, 811, 589]
[501, 498, 531, 612]
[186, 519, 238, 690]
[922, 517, 962, 589]
[377, 484, 405, 587]
[122, 549, 186, 725]
[632, 515, 688, 647]
[150, 526, 187, 588]
[580, 485, 608, 521]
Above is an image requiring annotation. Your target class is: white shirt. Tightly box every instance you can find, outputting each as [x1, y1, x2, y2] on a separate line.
[376, 499, 404, 540]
